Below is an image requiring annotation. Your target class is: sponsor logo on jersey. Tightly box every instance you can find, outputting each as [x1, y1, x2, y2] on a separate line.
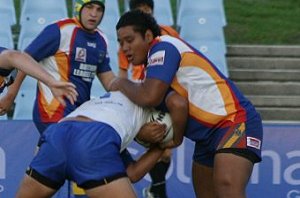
[73, 63, 97, 82]
[87, 42, 96, 48]
[247, 136, 261, 149]
[148, 50, 165, 66]
[75, 47, 87, 62]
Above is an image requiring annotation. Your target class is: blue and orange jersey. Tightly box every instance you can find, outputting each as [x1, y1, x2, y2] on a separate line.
[25, 18, 112, 123]
[145, 35, 259, 141]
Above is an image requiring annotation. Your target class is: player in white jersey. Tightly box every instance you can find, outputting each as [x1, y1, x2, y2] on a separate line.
[15, 91, 188, 198]
[66, 91, 152, 150]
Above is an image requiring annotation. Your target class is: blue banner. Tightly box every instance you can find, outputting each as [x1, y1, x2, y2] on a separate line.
[247, 124, 300, 198]
[1, 121, 300, 198]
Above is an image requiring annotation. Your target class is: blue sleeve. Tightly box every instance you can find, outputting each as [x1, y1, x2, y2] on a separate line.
[25, 23, 60, 61]
[120, 149, 135, 168]
[146, 42, 181, 84]
[97, 53, 112, 73]
[0, 47, 7, 53]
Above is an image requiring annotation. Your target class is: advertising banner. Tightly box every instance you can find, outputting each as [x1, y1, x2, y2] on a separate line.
[0, 121, 299, 198]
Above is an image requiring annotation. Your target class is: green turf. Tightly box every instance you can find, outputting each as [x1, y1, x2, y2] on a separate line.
[224, 0, 300, 44]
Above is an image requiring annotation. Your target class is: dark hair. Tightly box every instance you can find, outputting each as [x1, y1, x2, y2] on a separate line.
[129, 0, 154, 11]
[116, 10, 161, 38]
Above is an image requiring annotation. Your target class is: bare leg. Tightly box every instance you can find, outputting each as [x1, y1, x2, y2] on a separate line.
[213, 153, 253, 198]
[85, 177, 137, 198]
[15, 175, 57, 198]
[192, 161, 215, 198]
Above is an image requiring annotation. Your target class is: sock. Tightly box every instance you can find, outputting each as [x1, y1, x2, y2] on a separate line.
[149, 161, 170, 198]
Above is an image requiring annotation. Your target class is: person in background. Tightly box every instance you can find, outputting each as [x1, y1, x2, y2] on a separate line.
[118, 1, 180, 198]
[15, 91, 188, 198]
[111, 10, 263, 198]
[0, 47, 77, 112]
[0, 0, 115, 132]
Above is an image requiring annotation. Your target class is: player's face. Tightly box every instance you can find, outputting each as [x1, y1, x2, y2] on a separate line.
[117, 26, 153, 65]
[80, 3, 104, 32]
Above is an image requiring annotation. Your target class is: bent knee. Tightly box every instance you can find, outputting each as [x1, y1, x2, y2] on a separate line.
[214, 176, 245, 197]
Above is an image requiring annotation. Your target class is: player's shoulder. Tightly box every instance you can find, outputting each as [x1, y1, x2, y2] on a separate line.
[56, 18, 77, 28]
[159, 25, 180, 38]
[95, 28, 109, 43]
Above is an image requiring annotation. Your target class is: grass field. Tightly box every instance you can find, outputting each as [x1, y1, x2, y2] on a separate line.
[224, 0, 300, 45]
[13, 0, 300, 45]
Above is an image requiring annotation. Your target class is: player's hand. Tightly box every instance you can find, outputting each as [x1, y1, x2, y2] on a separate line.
[0, 92, 15, 115]
[0, 106, 6, 115]
[137, 122, 166, 143]
[49, 81, 78, 106]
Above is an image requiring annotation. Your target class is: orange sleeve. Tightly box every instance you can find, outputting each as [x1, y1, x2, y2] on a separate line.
[160, 25, 180, 38]
[132, 65, 145, 80]
[118, 48, 145, 80]
[118, 48, 130, 70]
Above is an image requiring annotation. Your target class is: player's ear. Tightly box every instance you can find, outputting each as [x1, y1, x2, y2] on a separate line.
[145, 29, 154, 44]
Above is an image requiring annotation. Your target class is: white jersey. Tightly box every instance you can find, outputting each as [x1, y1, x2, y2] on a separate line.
[66, 91, 151, 151]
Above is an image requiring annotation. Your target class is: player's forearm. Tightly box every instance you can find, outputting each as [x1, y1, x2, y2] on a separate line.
[98, 70, 116, 91]
[13, 52, 56, 87]
[164, 91, 188, 148]
[5, 69, 26, 100]
[127, 146, 164, 183]
[111, 78, 166, 107]
[0, 52, 13, 70]
[118, 68, 128, 79]
[2, 50, 53, 86]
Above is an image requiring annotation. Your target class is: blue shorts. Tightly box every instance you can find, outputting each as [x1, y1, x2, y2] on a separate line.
[193, 114, 263, 167]
[27, 121, 127, 189]
[33, 121, 54, 134]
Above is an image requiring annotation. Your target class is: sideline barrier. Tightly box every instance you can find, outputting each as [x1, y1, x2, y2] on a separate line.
[0, 121, 300, 198]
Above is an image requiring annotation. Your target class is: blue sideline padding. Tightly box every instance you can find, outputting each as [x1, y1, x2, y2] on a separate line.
[1, 121, 300, 198]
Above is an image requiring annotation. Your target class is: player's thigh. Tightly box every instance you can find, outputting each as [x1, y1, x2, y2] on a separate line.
[16, 175, 56, 198]
[214, 152, 253, 188]
[85, 177, 137, 198]
[192, 161, 215, 198]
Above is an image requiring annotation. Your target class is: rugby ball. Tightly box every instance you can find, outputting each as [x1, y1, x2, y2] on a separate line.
[135, 110, 174, 147]
[149, 110, 174, 144]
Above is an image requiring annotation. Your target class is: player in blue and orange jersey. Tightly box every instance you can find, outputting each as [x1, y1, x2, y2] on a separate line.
[111, 11, 263, 198]
[118, 0, 180, 81]
[118, 1, 180, 197]
[0, 47, 77, 112]
[0, 0, 115, 132]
